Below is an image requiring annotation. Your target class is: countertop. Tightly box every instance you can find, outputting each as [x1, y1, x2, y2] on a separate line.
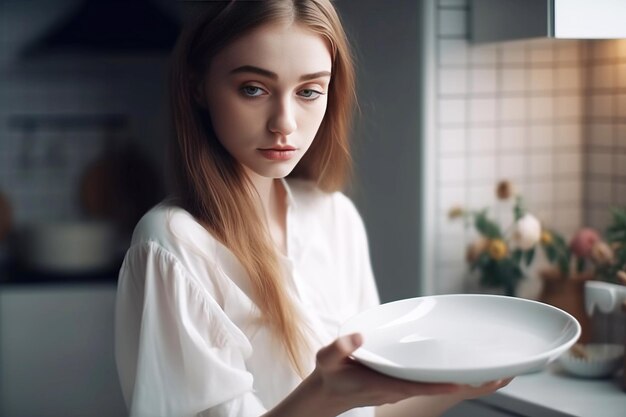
[480, 364, 626, 417]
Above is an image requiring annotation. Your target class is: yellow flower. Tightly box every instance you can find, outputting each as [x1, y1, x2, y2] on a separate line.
[616, 270, 626, 285]
[488, 239, 508, 260]
[540, 231, 553, 245]
[448, 205, 464, 220]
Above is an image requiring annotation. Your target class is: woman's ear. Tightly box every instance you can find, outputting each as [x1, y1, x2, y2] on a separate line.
[190, 75, 207, 109]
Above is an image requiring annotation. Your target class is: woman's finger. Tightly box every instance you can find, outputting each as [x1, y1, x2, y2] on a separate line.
[316, 333, 363, 368]
[456, 377, 514, 400]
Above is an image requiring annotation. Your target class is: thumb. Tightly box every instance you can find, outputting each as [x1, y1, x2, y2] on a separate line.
[316, 333, 363, 368]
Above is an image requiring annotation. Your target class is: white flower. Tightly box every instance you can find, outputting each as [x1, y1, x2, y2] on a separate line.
[512, 214, 541, 250]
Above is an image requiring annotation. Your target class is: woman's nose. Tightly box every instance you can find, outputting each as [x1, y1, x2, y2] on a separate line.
[267, 98, 297, 136]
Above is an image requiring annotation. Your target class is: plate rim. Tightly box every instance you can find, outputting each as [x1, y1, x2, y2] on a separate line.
[340, 294, 581, 374]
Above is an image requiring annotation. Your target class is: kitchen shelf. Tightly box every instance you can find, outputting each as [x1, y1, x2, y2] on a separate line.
[471, 0, 626, 43]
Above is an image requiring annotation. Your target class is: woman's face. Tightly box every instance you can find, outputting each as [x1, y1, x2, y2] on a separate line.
[202, 22, 332, 180]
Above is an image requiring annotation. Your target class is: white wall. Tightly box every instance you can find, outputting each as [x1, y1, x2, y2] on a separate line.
[424, 0, 626, 343]
[426, 0, 588, 295]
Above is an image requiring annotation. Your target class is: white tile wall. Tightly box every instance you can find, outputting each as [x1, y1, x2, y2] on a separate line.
[554, 95, 583, 119]
[470, 68, 497, 94]
[500, 97, 526, 122]
[529, 68, 554, 91]
[439, 68, 468, 94]
[468, 97, 497, 124]
[590, 64, 614, 90]
[499, 126, 525, 151]
[501, 68, 526, 92]
[500, 42, 526, 65]
[468, 127, 496, 153]
[529, 97, 554, 121]
[584, 39, 626, 232]
[432, 3, 626, 323]
[498, 154, 525, 180]
[439, 155, 466, 184]
[469, 43, 497, 66]
[588, 123, 613, 147]
[555, 152, 583, 177]
[588, 152, 613, 176]
[589, 93, 613, 118]
[528, 125, 554, 150]
[556, 66, 583, 90]
[432, 0, 586, 297]
[618, 64, 626, 87]
[468, 155, 496, 182]
[439, 128, 466, 155]
[555, 123, 583, 148]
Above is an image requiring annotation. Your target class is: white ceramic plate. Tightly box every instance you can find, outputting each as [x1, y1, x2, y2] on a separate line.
[340, 294, 580, 384]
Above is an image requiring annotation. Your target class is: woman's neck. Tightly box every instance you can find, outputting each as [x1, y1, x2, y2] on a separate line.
[246, 171, 288, 255]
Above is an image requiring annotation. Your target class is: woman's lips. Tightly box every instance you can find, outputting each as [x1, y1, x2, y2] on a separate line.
[258, 148, 297, 161]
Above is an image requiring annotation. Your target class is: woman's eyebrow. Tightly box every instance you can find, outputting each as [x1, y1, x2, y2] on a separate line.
[299, 71, 331, 82]
[229, 65, 331, 81]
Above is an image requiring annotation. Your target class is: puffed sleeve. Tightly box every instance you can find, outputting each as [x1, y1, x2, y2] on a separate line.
[356, 230, 380, 312]
[337, 193, 381, 312]
[115, 241, 267, 417]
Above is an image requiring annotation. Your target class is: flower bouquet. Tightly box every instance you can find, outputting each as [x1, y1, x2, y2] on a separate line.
[451, 180, 626, 344]
[537, 210, 626, 343]
[539, 210, 626, 285]
[450, 181, 541, 297]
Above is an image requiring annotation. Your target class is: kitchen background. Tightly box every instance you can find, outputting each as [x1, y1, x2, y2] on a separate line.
[0, 1, 179, 415]
[426, 0, 626, 345]
[0, 0, 625, 416]
[0, 0, 174, 233]
[429, 0, 626, 296]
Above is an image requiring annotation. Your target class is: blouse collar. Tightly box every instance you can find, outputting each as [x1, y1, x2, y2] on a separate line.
[279, 177, 297, 209]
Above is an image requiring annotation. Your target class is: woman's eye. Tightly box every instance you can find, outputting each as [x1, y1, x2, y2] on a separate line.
[298, 89, 324, 100]
[241, 86, 265, 97]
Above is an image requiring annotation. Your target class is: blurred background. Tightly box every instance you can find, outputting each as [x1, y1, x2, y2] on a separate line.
[0, 1, 423, 416]
[0, 1, 178, 415]
[2, 0, 626, 416]
[0, 0, 176, 271]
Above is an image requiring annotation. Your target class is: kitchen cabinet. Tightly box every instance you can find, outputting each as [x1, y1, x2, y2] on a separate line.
[0, 283, 126, 417]
[471, 0, 626, 43]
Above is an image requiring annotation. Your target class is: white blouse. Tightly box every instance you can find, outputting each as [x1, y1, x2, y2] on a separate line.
[115, 178, 380, 417]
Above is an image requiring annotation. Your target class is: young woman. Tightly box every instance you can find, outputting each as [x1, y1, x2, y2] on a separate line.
[114, 1, 510, 416]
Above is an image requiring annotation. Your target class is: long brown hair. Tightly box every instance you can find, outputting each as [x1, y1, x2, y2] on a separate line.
[169, 0, 356, 375]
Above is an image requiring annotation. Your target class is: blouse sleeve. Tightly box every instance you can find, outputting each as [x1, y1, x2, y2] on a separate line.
[115, 241, 267, 417]
[335, 192, 381, 312]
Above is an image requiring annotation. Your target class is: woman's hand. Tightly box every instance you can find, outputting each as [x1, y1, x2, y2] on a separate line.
[374, 377, 513, 417]
[453, 378, 513, 401]
[268, 334, 513, 417]
[309, 333, 462, 414]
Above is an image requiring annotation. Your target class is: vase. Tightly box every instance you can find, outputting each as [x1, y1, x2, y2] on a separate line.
[538, 268, 594, 344]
